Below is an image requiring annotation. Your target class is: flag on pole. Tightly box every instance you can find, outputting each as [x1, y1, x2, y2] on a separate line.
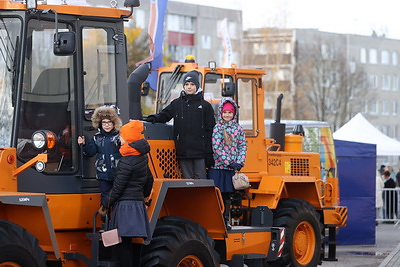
[218, 18, 232, 68]
[136, 0, 168, 90]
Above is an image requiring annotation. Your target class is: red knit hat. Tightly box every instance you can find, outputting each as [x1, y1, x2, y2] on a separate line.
[222, 102, 235, 114]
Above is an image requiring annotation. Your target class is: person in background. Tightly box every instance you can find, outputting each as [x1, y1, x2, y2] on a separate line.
[396, 168, 400, 187]
[99, 120, 153, 267]
[379, 165, 386, 175]
[384, 166, 396, 181]
[382, 170, 398, 221]
[145, 70, 215, 179]
[376, 170, 384, 224]
[207, 97, 247, 229]
[78, 106, 122, 224]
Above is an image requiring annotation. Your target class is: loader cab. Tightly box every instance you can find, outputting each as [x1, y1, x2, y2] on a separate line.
[0, 3, 131, 193]
[151, 60, 263, 139]
[150, 59, 267, 174]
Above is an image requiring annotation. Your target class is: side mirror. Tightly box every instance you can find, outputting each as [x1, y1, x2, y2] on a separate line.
[124, 0, 140, 7]
[222, 82, 236, 96]
[54, 32, 76, 56]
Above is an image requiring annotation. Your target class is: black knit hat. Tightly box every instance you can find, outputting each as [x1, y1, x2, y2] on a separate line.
[182, 70, 200, 89]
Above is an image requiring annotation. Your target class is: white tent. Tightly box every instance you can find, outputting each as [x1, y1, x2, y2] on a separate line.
[333, 113, 400, 156]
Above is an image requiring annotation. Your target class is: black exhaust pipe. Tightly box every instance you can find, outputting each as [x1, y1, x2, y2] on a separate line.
[127, 63, 151, 120]
[269, 93, 285, 151]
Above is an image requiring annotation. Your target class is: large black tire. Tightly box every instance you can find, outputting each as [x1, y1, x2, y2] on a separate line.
[273, 198, 323, 267]
[0, 220, 47, 267]
[140, 216, 219, 267]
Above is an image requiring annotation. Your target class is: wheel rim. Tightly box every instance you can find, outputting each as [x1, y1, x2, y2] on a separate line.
[293, 221, 316, 265]
[177, 255, 204, 267]
[0, 262, 22, 267]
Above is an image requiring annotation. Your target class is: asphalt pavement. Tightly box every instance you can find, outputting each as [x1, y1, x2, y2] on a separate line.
[319, 222, 400, 267]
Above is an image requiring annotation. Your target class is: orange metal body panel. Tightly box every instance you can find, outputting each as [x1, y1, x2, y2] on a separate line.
[0, 199, 53, 248]
[47, 194, 100, 230]
[0, 192, 100, 264]
[147, 140, 182, 179]
[0, 148, 47, 192]
[46, 194, 101, 264]
[323, 206, 348, 227]
[324, 177, 340, 207]
[51, 231, 92, 267]
[0, 149, 18, 191]
[247, 176, 284, 209]
[225, 231, 271, 260]
[245, 150, 323, 209]
[149, 179, 226, 239]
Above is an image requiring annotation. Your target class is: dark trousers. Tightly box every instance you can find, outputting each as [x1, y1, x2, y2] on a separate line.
[179, 159, 206, 179]
[99, 180, 113, 222]
[99, 179, 113, 202]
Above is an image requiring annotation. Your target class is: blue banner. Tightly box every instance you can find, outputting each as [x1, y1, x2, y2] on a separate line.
[136, 0, 168, 90]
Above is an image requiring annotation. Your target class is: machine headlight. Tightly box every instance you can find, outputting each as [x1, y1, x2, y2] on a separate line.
[32, 130, 57, 149]
[35, 161, 46, 172]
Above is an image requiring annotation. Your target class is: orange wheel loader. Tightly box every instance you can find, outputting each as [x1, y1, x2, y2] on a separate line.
[0, 0, 346, 266]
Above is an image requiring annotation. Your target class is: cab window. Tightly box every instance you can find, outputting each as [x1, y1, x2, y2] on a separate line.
[204, 73, 233, 119]
[17, 19, 75, 173]
[82, 27, 117, 120]
[237, 77, 257, 136]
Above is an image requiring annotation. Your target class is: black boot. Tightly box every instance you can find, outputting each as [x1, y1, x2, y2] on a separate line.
[223, 193, 232, 230]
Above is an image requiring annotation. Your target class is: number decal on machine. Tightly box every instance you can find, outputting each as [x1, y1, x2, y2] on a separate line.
[268, 158, 281, 166]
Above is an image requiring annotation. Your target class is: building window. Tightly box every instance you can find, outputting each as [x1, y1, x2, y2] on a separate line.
[369, 49, 377, 64]
[167, 14, 194, 33]
[201, 35, 211, 50]
[393, 51, 398, 66]
[369, 100, 378, 114]
[381, 100, 390, 115]
[360, 48, 367, 63]
[370, 74, 378, 89]
[253, 43, 267, 55]
[393, 76, 398, 91]
[393, 101, 398, 115]
[167, 14, 195, 62]
[381, 50, 390, 65]
[382, 75, 390, 90]
[381, 125, 389, 135]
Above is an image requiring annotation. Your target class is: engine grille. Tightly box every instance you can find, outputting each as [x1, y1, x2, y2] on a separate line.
[155, 148, 182, 179]
[290, 158, 310, 176]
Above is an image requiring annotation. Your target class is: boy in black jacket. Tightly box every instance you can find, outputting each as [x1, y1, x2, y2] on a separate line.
[146, 70, 215, 179]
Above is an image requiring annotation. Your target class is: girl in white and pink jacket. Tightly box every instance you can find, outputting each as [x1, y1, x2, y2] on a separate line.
[207, 97, 247, 229]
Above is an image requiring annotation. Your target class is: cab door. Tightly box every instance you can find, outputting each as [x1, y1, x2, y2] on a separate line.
[77, 20, 129, 179]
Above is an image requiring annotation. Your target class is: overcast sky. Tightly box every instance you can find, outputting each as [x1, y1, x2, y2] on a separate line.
[172, 0, 400, 39]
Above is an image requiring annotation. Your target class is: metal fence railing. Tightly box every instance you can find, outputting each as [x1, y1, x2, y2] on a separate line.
[376, 187, 400, 226]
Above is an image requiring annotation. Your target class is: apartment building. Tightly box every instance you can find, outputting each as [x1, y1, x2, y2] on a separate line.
[243, 28, 400, 134]
[133, 0, 243, 67]
[243, 28, 400, 166]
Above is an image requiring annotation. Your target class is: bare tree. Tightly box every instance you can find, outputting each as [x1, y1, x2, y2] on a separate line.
[294, 38, 368, 130]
